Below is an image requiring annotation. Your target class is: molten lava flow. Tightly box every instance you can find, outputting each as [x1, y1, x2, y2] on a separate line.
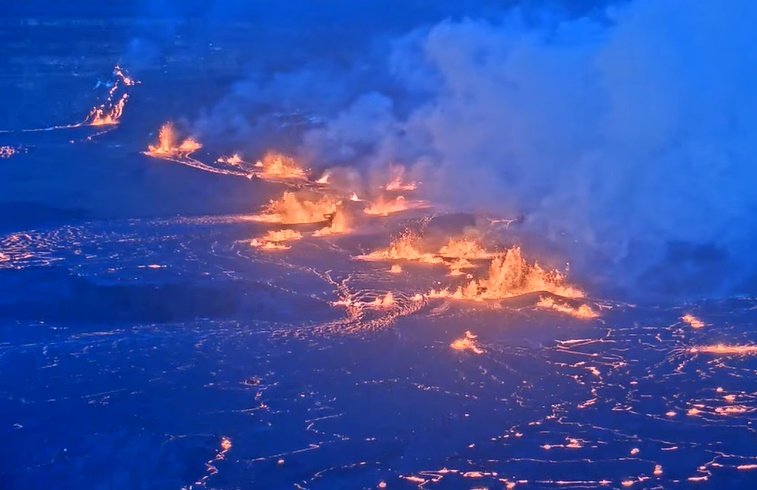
[364, 195, 428, 216]
[250, 229, 303, 251]
[251, 191, 338, 225]
[438, 237, 494, 260]
[146, 122, 202, 158]
[390, 264, 403, 274]
[681, 314, 705, 329]
[255, 152, 307, 180]
[430, 247, 584, 301]
[385, 165, 418, 191]
[689, 345, 757, 355]
[537, 296, 599, 319]
[314, 208, 350, 236]
[357, 230, 442, 264]
[84, 65, 137, 127]
[450, 331, 484, 354]
[86, 94, 128, 126]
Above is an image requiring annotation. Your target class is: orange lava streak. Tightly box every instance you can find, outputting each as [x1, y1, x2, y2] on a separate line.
[681, 314, 705, 329]
[537, 296, 599, 319]
[689, 344, 757, 355]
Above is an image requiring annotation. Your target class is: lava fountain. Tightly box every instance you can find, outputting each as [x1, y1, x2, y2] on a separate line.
[250, 191, 339, 225]
[255, 152, 308, 180]
[145, 122, 202, 158]
[430, 247, 584, 300]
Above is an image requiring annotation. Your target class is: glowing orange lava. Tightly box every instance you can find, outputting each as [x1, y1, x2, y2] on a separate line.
[438, 237, 494, 260]
[537, 296, 599, 319]
[364, 195, 428, 216]
[314, 208, 350, 236]
[250, 229, 303, 251]
[146, 122, 202, 158]
[681, 314, 705, 329]
[689, 344, 757, 355]
[255, 152, 308, 180]
[357, 230, 442, 264]
[83, 65, 136, 127]
[86, 94, 128, 126]
[430, 247, 583, 301]
[450, 331, 484, 354]
[251, 191, 338, 225]
[217, 154, 244, 166]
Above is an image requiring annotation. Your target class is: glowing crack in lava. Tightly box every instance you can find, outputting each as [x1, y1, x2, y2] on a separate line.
[689, 344, 757, 355]
[250, 229, 303, 251]
[450, 331, 484, 354]
[430, 247, 584, 300]
[250, 191, 338, 224]
[145, 122, 202, 158]
[364, 195, 429, 216]
[255, 151, 308, 180]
